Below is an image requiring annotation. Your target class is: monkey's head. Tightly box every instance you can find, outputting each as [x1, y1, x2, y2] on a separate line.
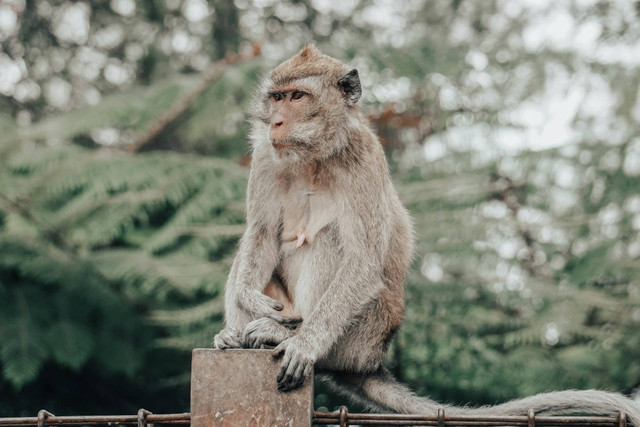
[251, 44, 362, 163]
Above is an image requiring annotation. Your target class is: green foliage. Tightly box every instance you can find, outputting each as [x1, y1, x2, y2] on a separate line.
[47, 321, 94, 371]
[17, 63, 261, 158]
[393, 146, 640, 406]
[4, 0, 640, 417]
[0, 312, 48, 389]
[5, 120, 637, 413]
[0, 143, 246, 412]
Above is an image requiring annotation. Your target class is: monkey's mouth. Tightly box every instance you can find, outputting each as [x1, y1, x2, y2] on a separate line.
[271, 138, 303, 150]
[272, 140, 292, 149]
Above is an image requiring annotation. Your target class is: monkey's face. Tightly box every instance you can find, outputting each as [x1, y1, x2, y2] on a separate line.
[268, 88, 311, 143]
[250, 45, 363, 164]
[264, 79, 325, 161]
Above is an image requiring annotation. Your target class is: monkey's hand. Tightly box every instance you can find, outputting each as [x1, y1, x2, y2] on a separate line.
[243, 315, 302, 349]
[272, 335, 316, 391]
[213, 327, 243, 349]
[238, 288, 285, 318]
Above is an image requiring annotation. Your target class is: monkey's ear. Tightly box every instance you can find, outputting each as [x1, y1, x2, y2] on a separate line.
[338, 69, 362, 107]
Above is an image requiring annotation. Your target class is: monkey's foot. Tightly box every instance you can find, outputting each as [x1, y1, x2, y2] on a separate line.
[213, 327, 243, 349]
[272, 336, 315, 392]
[243, 316, 300, 349]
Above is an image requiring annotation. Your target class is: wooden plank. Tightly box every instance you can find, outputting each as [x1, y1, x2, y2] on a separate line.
[190, 348, 314, 427]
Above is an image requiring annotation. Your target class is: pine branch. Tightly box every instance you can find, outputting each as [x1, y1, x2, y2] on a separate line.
[127, 42, 262, 153]
[0, 192, 75, 252]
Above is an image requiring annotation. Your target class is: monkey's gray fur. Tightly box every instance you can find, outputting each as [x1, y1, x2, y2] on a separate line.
[213, 44, 640, 424]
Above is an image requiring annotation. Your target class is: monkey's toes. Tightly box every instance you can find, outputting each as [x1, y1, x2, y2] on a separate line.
[212, 334, 228, 349]
[213, 328, 242, 349]
[243, 318, 283, 348]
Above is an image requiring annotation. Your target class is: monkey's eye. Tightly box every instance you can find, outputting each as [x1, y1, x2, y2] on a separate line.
[290, 91, 306, 101]
[271, 92, 284, 102]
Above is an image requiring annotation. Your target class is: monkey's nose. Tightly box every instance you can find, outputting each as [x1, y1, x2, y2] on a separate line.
[270, 122, 286, 141]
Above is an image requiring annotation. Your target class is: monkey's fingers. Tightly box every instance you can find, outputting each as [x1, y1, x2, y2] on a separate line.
[290, 359, 308, 389]
[277, 355, 300, 391]
[257, 292, 284, 312]
[272, 341, 287, 359]
[301, 363, 312, 384]
[242, 289, 284, 315]
[278, 354, 311, 391]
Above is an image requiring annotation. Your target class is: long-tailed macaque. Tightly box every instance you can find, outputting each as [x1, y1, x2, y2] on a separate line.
[213, 44, 640, 423]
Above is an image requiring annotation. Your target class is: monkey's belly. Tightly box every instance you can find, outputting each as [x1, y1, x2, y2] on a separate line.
[278, 224, 341, 318]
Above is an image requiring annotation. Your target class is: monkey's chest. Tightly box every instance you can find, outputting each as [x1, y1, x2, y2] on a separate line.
[280, 182, 336, 249]
[278, 183, 341, 317]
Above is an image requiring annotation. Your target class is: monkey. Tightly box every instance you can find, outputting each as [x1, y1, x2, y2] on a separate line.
[212, 44, 640, 424]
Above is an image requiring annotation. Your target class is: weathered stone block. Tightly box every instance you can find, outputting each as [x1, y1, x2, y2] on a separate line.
[190, 348, 314, 427]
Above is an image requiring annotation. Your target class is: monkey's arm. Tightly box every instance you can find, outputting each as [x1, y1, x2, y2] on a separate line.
[232, 227, 283, 317]
[214, 158, 284, 350]
[273, 173, 390, 390]
[234, 153, 287, 313]
[215, 221, 283, 348]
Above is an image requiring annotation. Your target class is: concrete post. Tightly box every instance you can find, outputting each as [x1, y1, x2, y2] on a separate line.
[190, 349, 314, 426]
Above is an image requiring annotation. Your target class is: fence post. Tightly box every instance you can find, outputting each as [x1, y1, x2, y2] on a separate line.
[190, 348, 314, 426]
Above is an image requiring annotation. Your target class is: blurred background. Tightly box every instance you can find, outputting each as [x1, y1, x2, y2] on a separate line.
[2, 0, 640, 417]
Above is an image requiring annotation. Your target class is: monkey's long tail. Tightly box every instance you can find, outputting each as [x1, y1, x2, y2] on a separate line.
[320, 369, 640, 426]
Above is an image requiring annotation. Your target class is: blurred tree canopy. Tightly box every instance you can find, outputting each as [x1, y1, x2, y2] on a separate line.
[2, 0, 640, 417]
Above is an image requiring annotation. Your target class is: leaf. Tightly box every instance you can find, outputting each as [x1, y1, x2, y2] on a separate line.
[46, 321, 94, 371]
[0, 323, 47, 389]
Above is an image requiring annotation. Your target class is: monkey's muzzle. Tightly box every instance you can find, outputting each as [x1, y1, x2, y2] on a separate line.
[272, 140, 292, 150]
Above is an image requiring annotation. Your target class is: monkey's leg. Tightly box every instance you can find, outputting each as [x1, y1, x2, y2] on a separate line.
[243, 275, 300, 348]
[214, 283, 288, 350]
[213, 255, 245, 349]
